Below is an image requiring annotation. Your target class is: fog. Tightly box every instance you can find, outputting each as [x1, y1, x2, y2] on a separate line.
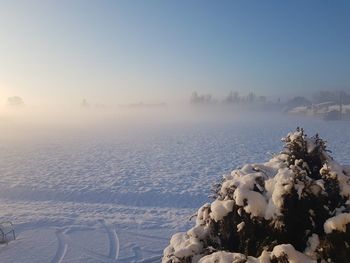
[2, 88, 349, 142]
[0, 100, 284, 141]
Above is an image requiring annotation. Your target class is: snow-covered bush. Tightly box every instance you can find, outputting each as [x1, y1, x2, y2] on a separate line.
[163, 128, 350, 263]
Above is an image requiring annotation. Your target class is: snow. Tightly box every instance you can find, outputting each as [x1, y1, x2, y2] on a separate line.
[323, 160, 350, 197]
[197, 250, 272, 263]
[192, 244, 316, 263]
[233, 188, 267, 217]
[236, 221, 245, 232]
[167, 232, 203, 259]
[288, 103, 350, 118]
[210, 200, 234, 222]
[264, 168, 294, 218]
[271, 244, 315, 263]
[304, 233, 319, 258]
[1, 114, 350, 262]
[197, 251, 249, 263]
[324, 213, 350, 234]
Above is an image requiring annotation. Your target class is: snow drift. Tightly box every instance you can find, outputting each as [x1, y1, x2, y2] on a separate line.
[163, 128, 350, 262]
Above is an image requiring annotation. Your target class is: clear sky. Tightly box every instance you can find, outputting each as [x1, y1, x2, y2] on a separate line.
[1, 0, 350, 106]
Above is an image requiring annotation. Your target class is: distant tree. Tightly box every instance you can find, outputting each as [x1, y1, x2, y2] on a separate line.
[313, 91, 338, 104]
[246, 92, 256, 103]
[81, 99, 90, 108]
[258, 95, 266, 103]
[95, 103, 108, 109]
[312, 90, 350, 105]
[223, 91, 240, 104]
[7, 96, 24, 107]
[190, 91, 214, 105]
[190, 92, 199, 104]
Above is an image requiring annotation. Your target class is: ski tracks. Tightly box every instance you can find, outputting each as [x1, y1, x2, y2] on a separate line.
[51, 222, 120, 263]
[99, 219, 120, 261]
[51, 229, 68, 263]
[50, 222, 163, 263]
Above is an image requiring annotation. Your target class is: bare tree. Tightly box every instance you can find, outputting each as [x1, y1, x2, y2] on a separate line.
[7, 96, 24, 107]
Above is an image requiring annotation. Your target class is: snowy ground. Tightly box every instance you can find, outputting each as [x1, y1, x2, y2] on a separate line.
[0, 114, 349, 262]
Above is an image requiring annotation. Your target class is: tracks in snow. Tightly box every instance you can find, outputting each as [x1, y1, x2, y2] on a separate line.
[51, 230, 68, 263]
[99, 220, 120, 261]
[49, 221, 165, 263]
[51, 222, 120, 263]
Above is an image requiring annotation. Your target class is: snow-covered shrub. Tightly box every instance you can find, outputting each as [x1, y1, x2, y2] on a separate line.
[163, 128, 350, 263]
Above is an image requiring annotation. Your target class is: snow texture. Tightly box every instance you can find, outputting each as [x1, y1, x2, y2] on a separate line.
[1, 115, 350, 262]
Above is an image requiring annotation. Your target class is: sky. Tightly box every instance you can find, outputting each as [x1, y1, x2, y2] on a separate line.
[1, 0, 350, 108]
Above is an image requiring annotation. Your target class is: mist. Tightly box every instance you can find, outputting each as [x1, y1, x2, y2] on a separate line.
[0, 96, 287, 142]
[1, 88, 345, 131]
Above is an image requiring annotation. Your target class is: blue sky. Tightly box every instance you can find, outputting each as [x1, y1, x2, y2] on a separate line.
[1, 0, 350, 105]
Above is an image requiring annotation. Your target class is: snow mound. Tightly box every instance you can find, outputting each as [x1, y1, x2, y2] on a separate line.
[163, 128, 350, 262]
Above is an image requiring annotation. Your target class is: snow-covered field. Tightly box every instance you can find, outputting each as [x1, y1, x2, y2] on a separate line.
[0, 114, 349, 262]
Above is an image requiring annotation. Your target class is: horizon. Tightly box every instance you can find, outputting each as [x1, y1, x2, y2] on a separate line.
[1, 0, 350, 111]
